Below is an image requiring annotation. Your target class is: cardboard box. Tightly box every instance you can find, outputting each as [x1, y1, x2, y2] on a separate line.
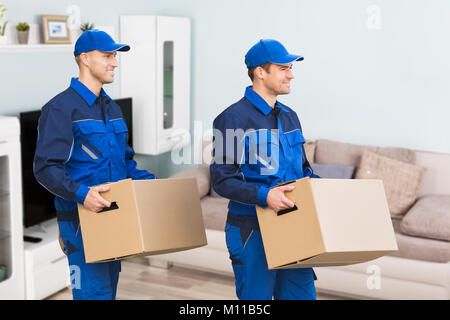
[256, 178, 398, 269]
[78, 178, 207, 263]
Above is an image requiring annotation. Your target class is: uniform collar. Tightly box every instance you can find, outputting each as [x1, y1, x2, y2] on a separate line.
[244, 86, 288, 116]
[70, 77, 111, 107]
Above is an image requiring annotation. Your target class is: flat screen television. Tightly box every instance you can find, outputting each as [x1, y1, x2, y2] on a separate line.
[20, 97, 133, 228]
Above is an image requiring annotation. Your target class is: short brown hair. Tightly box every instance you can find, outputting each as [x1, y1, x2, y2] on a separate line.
[246, 62, 271, 81]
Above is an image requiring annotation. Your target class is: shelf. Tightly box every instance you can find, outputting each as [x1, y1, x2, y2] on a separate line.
[0, 44, 73, 53]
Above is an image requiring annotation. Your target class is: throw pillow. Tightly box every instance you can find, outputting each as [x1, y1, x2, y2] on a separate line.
[170, 166, 210, 198]
[355, 149, 426, 218]
[310, 163, 355, 179]
[400, 195, 450, 241]
[304, 140, 316, 163]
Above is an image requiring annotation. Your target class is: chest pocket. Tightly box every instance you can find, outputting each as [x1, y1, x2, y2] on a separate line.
[112, 119, 129, 147]
[285, 130, 305, 149]
[75, 121, 107, 160]
[244, 130, 280, 176]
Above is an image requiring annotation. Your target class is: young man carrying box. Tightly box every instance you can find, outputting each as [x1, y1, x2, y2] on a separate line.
[210, 39, 319, 300]
[34, 30, 156, 300]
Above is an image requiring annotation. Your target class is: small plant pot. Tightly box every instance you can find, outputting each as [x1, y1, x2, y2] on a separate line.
[17, 30, 29, 44]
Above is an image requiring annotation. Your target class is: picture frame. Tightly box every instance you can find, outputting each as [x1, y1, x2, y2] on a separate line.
[42, 15, 71, 44]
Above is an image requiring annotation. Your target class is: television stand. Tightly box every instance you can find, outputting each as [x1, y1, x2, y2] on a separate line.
[23, 218, 70, 299]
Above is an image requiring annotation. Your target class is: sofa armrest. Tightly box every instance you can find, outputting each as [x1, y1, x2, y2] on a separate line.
[169, 165, 211, 198]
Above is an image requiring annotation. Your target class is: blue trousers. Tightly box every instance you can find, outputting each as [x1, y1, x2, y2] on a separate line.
[225, 222, 317, 300]
[58, 219, 121, 300]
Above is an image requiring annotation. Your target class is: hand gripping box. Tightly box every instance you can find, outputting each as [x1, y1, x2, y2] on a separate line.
[256, 178, 398, 269]
[78, 178, 207, 263]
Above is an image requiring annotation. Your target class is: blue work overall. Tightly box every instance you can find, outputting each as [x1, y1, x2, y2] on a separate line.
[34, 78, 155, 299]
[210, 86, 319, 300]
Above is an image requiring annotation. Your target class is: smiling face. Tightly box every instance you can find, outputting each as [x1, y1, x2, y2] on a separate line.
[260, 62, 295, 96]
[80, 50, 118, 85]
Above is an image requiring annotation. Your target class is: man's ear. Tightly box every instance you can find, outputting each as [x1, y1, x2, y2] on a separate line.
[79, 52, 89, 67]
[255, 66, 264, 80]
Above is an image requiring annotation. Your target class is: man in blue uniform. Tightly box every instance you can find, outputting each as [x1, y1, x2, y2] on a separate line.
[210, 39, 319, 300]
[34, 30, 155, 300]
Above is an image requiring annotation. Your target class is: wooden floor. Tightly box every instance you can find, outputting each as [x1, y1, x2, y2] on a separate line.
[46, 257, 348, 300]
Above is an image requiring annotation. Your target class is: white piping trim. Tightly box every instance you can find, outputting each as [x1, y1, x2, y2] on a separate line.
[243, 230, 253, 249]
[283, 128, 300, 134]
[72, 119, 104, 123]
[33, 162, 65, 199]
[81, 144, 98, 160]
[256, 154, 274, 170]
[64, 139, 74, 164]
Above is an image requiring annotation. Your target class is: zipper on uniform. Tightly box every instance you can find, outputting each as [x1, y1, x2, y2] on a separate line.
[100, 95, 106, 124]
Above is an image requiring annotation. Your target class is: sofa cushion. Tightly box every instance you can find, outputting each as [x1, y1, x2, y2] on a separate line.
[391, 217, 403, 233]
[210, 187, 221, 198]
[390, 232, 450, 263]
[314, 139, 416, 166]
[304, 140, 316, 163]
[310, 163, 355, 179]
[400, 195, 450, 241]
[200, 196, 229, 231]
[355, 150, 426, 218]
[391, 217, 449, 263]
[170, 166, 210, 198]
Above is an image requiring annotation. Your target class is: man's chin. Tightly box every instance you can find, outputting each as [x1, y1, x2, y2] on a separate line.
[278, 88, 291, 95]
[102, 77, 114, 84]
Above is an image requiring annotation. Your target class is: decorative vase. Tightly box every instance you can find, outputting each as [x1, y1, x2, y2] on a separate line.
[17, 30, 29, 44]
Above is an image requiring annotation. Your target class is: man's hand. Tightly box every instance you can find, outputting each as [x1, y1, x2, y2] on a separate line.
[266, 185, 295, 212]
[83, 185, 111, 212]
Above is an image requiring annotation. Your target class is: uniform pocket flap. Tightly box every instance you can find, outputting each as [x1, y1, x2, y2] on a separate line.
[112, 119, 128, 134]
[285, 130, 306, 147]
[76, 120, 107, 134]
[245, 129, 280, 146]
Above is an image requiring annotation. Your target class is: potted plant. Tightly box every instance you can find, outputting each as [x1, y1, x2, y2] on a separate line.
[0, 4, 8, 45]
[80, 22, 95, 33]
[16, 22, 29, 44]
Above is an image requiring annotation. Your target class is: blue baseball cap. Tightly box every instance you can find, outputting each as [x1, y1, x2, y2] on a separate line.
[245, 39, 303, 68]
[74, 29, 130, 57]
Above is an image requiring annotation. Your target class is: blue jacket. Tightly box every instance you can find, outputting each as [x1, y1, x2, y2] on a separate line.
[34, 78, 155, 213]
[210, 86, 318, 217]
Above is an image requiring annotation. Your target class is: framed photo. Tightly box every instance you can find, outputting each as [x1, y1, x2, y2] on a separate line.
[42, 15, 71, 44]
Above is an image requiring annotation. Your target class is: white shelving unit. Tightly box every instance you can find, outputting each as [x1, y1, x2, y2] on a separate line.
[0, 116, 25, 299]
[0, 25, 113, 54]
[0, 44, 73, 53]
[23, 219, 70, 300]
[120, 16, 191, 155]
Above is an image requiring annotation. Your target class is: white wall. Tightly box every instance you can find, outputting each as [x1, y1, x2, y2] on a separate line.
[170, 0, 450, 154]
[0, 0, 448, 178]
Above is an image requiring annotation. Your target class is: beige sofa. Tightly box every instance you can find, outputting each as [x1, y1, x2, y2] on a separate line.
[148, 139, 450, 300]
